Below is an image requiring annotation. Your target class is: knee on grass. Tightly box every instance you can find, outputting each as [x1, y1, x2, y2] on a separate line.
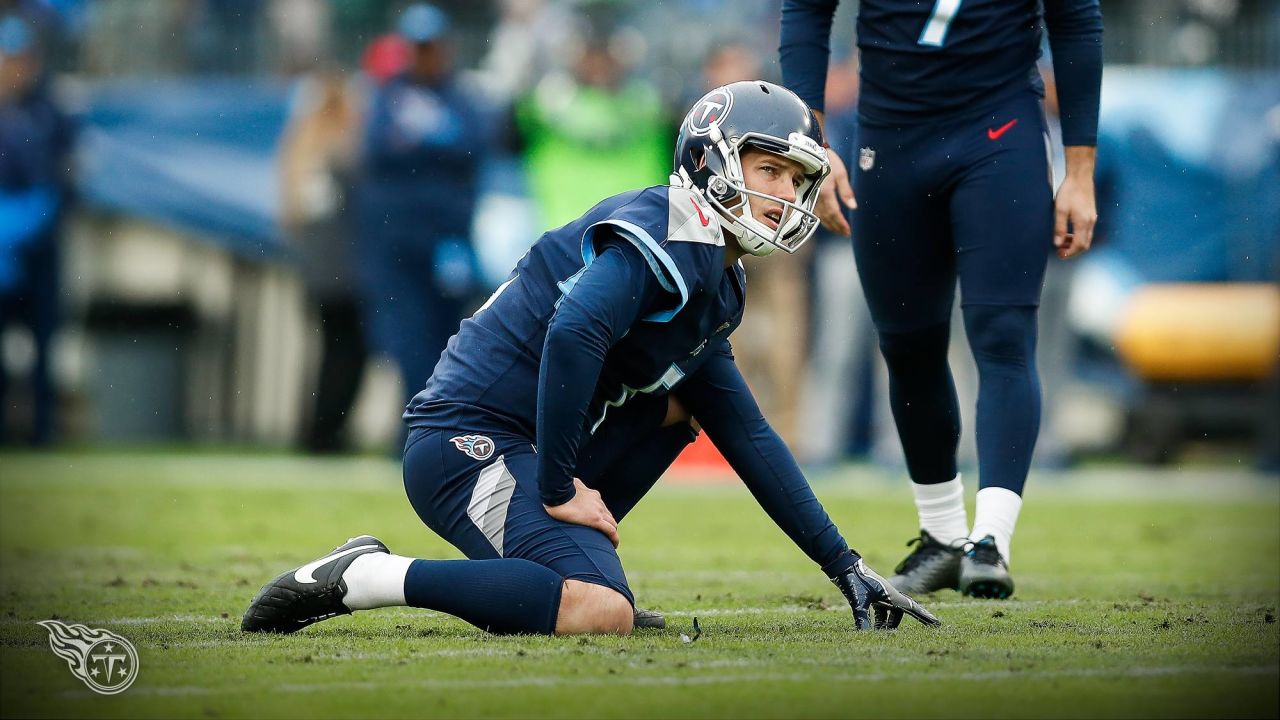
[555, 580, 634, 636]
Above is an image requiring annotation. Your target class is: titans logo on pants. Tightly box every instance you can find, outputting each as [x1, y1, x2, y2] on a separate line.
[450, 434, 496, 461]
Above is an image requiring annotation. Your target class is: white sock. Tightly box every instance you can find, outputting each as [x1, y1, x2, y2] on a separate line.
[910, 474, 969, 546]
[971, 487, 1023, 564]
[340, 552, 415, 610]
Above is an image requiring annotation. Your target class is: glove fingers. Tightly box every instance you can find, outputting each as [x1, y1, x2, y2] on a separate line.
[898, 595, 941, 626]
[872, 603, 903, 630]
[885, 606, 904, 629]
[883, 582, 941, 627]
[853, 605, 872, 630]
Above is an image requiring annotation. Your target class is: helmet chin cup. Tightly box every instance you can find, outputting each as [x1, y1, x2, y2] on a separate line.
[738, 233, 776, 257]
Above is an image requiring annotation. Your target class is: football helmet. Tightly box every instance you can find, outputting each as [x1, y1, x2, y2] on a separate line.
[673, 80, 829, 257]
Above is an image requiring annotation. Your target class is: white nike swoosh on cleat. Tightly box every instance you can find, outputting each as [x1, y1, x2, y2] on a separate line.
[293, 545, 381, 584]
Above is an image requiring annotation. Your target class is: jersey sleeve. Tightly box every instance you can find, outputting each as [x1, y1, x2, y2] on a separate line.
[536, 241, 669, 506]
[674, 340, 856, 578]
[1044, 0, 1104, 147]
[580, 186, 724, 323]
[779, 0, 840, 114]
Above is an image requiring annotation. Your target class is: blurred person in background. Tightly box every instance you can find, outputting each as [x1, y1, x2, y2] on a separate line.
[267, 0, 332, 75]
[359, 30, 410, 86]
[477, 0, 576, 105]
[356, 3, 489, 429]
[782, 0, 1102, 600]
[0, 13, 72, 446]
[0, 0, 74, 70]
[1030, 57, 1080, 470]
[516, 26, 668, 229]
[279, 67, 366, 454]
[333, 0, 400, 68]
[796, 45, 877, 465]
[698, 43, 761, 99]
[188, 0, 265, 74]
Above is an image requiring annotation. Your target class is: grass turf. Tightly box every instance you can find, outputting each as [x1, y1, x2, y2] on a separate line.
[1, 452, 1277, 719]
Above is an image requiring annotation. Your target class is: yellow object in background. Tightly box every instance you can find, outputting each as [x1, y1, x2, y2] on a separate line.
[1115, 283, 1280, 381]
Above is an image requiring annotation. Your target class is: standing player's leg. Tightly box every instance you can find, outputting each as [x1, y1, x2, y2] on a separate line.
[850, 124, 968, 594]
[949, 90, 1055, 598]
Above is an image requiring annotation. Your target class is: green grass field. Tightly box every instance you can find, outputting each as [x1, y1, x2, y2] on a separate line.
[1, 451, 1277, 719]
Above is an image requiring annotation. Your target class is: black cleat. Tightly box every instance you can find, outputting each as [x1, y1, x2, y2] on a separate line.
[888, 530, 962, 595]
[242, 535, 390, 633]
[632, 607, 666, 630]
[959, 535, 1014, 599]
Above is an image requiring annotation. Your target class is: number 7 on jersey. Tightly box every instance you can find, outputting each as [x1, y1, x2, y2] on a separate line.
[919, 0, 963, 47]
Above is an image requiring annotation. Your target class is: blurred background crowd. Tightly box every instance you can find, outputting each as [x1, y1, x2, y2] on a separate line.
[1, 0, 1277, 472]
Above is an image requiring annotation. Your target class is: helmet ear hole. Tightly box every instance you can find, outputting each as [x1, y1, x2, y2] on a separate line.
[689, 147, 707, 171]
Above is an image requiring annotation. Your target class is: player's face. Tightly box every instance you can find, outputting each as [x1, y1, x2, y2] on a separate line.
[739, 149, 805, 232]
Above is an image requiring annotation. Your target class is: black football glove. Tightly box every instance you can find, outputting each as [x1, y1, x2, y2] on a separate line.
[833, 557, 941, 630]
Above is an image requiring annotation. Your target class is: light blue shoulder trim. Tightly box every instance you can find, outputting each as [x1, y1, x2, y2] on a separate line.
[581, 219, 690, 323]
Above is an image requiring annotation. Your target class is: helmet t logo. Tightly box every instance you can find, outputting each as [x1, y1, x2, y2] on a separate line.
[687, 88, 733, 135]
[697, 100, 725, 124]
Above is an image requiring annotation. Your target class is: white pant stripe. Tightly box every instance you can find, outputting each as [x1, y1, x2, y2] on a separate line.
[466, 456, 516, 556]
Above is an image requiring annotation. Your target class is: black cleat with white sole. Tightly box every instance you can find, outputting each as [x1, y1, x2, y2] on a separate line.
[888, 530, 962, 595]
[959, 535, 1014, 599]
[242, 535, 390, 633]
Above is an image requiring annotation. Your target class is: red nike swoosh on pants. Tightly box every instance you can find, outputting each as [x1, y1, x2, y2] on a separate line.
[987, 118, 1018, 140]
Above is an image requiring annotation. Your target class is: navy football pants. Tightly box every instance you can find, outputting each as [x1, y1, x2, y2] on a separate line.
[403, 393, 694, 605]
[850, 88, 1053, 493]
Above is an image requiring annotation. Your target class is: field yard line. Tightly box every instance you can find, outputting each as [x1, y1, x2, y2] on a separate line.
[626, 570, 813, 580]
[1, 614, 242, 627]
[664, 599, 1090, 617]
[108, 665, 1278, 698]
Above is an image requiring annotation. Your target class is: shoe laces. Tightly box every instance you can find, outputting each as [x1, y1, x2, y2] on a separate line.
[966, 537, 1003, 566]
[893, 532, 944, 575]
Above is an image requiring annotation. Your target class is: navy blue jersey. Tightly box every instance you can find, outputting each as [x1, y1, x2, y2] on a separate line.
[405, 184, 744, 440]
[780, 0, 1102, 145]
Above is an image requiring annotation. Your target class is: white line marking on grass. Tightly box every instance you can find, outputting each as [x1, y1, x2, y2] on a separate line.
[112, 665, 1278, 698]
[662, 599, 1091, 617]
[627, 570, 812, 580]
[92, 614, 229, 626]
[0, 614, 230, 627]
